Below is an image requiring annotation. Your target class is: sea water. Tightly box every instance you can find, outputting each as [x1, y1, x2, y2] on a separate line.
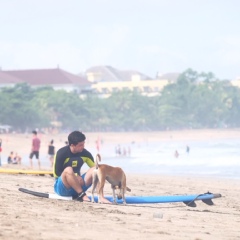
[83, 138, 240, 180]
[2, 138, 240, 180]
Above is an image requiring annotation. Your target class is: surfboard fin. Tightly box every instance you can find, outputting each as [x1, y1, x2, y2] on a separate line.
[183, 201, 197, 207]
[202, 199, 214, 205]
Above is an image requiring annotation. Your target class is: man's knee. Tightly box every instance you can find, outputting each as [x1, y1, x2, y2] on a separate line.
[83, 168, 94, 186]
[63, 166, 74, 175]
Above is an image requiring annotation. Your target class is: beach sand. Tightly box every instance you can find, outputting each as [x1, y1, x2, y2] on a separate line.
[0, 129, 240, 239]
[0, 173, 240, 240]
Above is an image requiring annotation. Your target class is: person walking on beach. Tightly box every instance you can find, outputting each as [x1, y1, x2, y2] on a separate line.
[29, 130, 41, 169]
[174, 150, 179, 158]
[48, 140, 55, 167]
[186, 145, 190, 154]
[53, 131, 111, 203]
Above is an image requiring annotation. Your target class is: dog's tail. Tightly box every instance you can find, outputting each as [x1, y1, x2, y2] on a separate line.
[95, 153, 101, 169]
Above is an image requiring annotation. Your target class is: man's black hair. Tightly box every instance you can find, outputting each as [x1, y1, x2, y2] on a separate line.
[32, 130, 37, 135]
[68, 131, 86, 146]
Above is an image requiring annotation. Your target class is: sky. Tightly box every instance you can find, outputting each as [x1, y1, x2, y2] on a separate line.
[0, 0, 240, 79]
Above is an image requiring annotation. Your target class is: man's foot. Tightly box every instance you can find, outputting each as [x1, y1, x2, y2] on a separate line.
[76, 191, 90, 202]
[82, 195, 90, 202]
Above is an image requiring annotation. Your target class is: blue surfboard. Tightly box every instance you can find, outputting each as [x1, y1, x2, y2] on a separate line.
[18, 188, 221, 207]
[94, 193, 221, 206]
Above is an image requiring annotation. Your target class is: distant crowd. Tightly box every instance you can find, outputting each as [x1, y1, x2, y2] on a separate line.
[115, 145, 131, 157]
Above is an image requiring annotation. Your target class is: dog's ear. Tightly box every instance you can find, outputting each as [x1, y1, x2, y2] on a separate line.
[126, 187, 131, 192]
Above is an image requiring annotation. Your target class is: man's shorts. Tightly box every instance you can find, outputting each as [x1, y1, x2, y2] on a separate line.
[54, 173, 91, 198]
[29, 151, 39, 159]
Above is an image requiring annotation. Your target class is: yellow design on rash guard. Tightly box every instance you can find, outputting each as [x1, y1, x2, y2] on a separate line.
[81, 156, 95, 168]
[63, 158, 70, 165]
[72, 160, 78, 167]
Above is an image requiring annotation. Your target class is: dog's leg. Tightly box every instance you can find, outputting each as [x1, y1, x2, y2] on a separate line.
[112, 186, 117, 204]
[121, 175, 128, 205]
[122, 188, 127, 205]
[98, 185, 104, 204]
[92, 154, 101, 203]
[97, 173, 112, 204]
[91, 170, 98, 203]
[97, 174, 105, 204]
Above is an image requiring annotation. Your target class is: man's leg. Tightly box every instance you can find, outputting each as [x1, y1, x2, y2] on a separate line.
[29, 152, 35, 168]
[29, 159, 33, 168]
[82, 167, 95, 187]
[61, 167, 90, 202]
[36, 152, 41, 169]
[37, 159, 41, 169]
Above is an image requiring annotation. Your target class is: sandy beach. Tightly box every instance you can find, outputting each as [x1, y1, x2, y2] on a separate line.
[0, 173, 240, 240]
[0, 129, 240, 239]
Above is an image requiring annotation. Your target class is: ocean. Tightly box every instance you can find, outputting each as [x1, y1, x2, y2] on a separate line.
[1, 137, 240, 180]
[84, 138, 240, 180]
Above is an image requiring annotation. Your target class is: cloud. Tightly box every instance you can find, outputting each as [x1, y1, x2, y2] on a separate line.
[86, 25, 130, 65]
[137, 44, 188, 62]
[0, 41, 86, 73]
[0, 24, 131, 73]
[214, 35, 240, 66]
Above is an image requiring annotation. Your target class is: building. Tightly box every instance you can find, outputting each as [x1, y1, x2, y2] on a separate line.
[85, 65, 179, 97]
[0, 71, 22, 88]
[0, 68, 91, 93]
[0, 66, 181, 97]
[231, 77, 240, 88]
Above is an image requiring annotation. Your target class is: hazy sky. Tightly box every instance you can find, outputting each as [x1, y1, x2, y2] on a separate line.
[0, 0, 239, 79]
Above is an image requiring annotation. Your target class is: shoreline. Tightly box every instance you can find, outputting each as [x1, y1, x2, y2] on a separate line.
[1, 128, 239, 180]
[1, 128, 239, 155]
[0, 161, 239, 181]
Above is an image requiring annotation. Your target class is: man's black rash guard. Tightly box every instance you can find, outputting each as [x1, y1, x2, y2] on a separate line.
[53, 145, 95, 178]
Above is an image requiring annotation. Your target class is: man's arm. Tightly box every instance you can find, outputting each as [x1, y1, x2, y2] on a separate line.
[81, 151, 95, 168]
[84, 157, 95, 168]
[53, 150, 64, 178]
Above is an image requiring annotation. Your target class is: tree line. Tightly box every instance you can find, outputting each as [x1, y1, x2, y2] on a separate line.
[1, 69, 240, 132]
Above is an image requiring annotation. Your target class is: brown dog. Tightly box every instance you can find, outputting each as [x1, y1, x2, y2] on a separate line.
[91, 154, 131, 204]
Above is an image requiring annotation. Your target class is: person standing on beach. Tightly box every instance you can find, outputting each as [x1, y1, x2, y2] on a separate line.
[174, 150, 179, 158]
[53, 131, 111, 203]
[29, 130, 41, 169]
[48, 140, 55, 167]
